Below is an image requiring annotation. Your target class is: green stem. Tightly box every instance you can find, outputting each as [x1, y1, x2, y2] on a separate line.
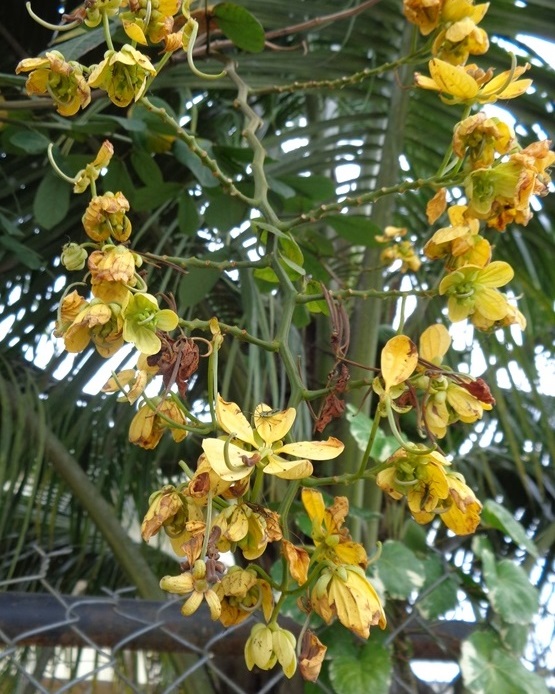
[102, 10, 115, 52]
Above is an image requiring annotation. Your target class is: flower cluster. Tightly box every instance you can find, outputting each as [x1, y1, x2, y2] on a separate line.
[16, 1, 195, 114]
[371, 328, 496, 531]
[141, 397, 364, 681]
[405, 0, 554, 331]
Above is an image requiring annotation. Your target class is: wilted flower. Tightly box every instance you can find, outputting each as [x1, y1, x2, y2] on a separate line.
[141, 485, 186, 542]
[213, 566, 274, 627]
[439, 261, 514, 324]
[244, 622, 297, 679]
[82, 192, 132, 243]
[424, 205, 491, 269]
[301, 488, 368, 568]
[88, 245, 137, 304]
[453, 113, 515, 169]
[54, 290, 89, 337]
[121, 0, 180, 44]
[213, 502, 283, 560]
[88, 45, 156, 107]
[202, 396, 344, 482]
[376, 446, 482, 534]
[73, 140, 114, 194]
[129, 397, 187, 449]
[299, 630, 327, 682]
[102, 353, 159, 404]
[62, 298, 125, 357]
[122, 292, 179, 355]
[432, 10, 489, 65]
[16, 51, 91, 116]
[415, 59, 531, 105]
[311, 564, 386, 639]
[160, 559, 222, 620]
[403, 0, 443, 36]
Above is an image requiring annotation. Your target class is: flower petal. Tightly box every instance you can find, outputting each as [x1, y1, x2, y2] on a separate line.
[301, 488, 326, 524]
[254, 404, 296, 444]
[264, 456, 313, 479]
[216, 396, 256, 446]
[277, 437, 344, 460]
[202, 438, 252, 481]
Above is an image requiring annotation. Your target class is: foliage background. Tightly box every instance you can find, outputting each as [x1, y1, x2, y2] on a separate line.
[0, 0, 554, 691]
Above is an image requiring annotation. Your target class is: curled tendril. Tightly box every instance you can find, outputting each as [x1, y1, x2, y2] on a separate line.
[384, 396, 436, 456]
[47, 143, 78, 185]
[186, 19, 227, 81]
[26, 2, 81, 31]
[223, 433, 243, 471]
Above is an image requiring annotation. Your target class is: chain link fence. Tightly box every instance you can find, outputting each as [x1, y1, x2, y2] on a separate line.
[0, 545, 294, 694]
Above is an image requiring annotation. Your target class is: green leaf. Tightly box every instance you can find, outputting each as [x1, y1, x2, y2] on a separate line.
[280, 174, 335, 201]
[481, 500, 539, 557]
[177, 194, 200, 237]
[7, 130, 51, 154]
[130, 150, 163, 186]
[376, 540, 425, 599]
[213, 3, 265, 53]
[132, 182, 182, 212]
[497, 621, 530, 656]
[33, 171, 71, 230]
[461, 631, 549, 694]
[416, 555, 459, 620]
[101, 159, 136, 201]
[329, 636, 392, 694]
[482, 549, 538, 625]
[204, 190, 248, 232]
[0, 234, 43, 270]
[177, 252, 228, 309]
[326, 215, 381, 246]
[346, 404, 399, 462]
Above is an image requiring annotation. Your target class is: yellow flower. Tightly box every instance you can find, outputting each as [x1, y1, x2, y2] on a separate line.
[376, 447, 482, 535]
[54, 290, 89, 337]
[88, 45, 156, 108]
[16, 51, 91, 116]
[432, 3, 490, 65]
[244, 623, 297, 679]
[301, 488, 368, 568]
[453, 113, 515, 169]
[121, 0, 180, 44]
[415, 59, 532, 105]
[102, 353, 159, 404]
[417, 324, 494, 438]
[213, 566, 274, 627]
[381, 240, 422, 273]
[441, 471, 482, 534]
[213, 502, 283, 561]
[424, 205, 491, 269]
[122, 292, 179, 355]
[79, 0, 121, 28]
[160, 559, 221, 620]
[88, 245, 137, 304]
[439, 261, 514, 324]
[62, 298, 124, 358]
[403, 0, 443, 36]
[140, 485, 186, 542]
[73, 140, 114, 194]
[311, 564, 386, 639]
[82, 192, 132, 243]
[202, 396, 344, 482]
[129, 397, 187, 449]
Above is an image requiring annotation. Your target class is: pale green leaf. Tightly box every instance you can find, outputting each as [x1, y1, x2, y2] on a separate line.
[329, 638, 392, 694]
[376, 540, 425, 599]
[416, 554, 459, 620]
[346, 404, 399, 462]
[33, 171, 71, 230]
[482, 500, 539, 557]
[461, 631, 549, 694]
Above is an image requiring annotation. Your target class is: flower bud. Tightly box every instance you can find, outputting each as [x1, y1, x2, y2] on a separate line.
[61, 242, 88, 271]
